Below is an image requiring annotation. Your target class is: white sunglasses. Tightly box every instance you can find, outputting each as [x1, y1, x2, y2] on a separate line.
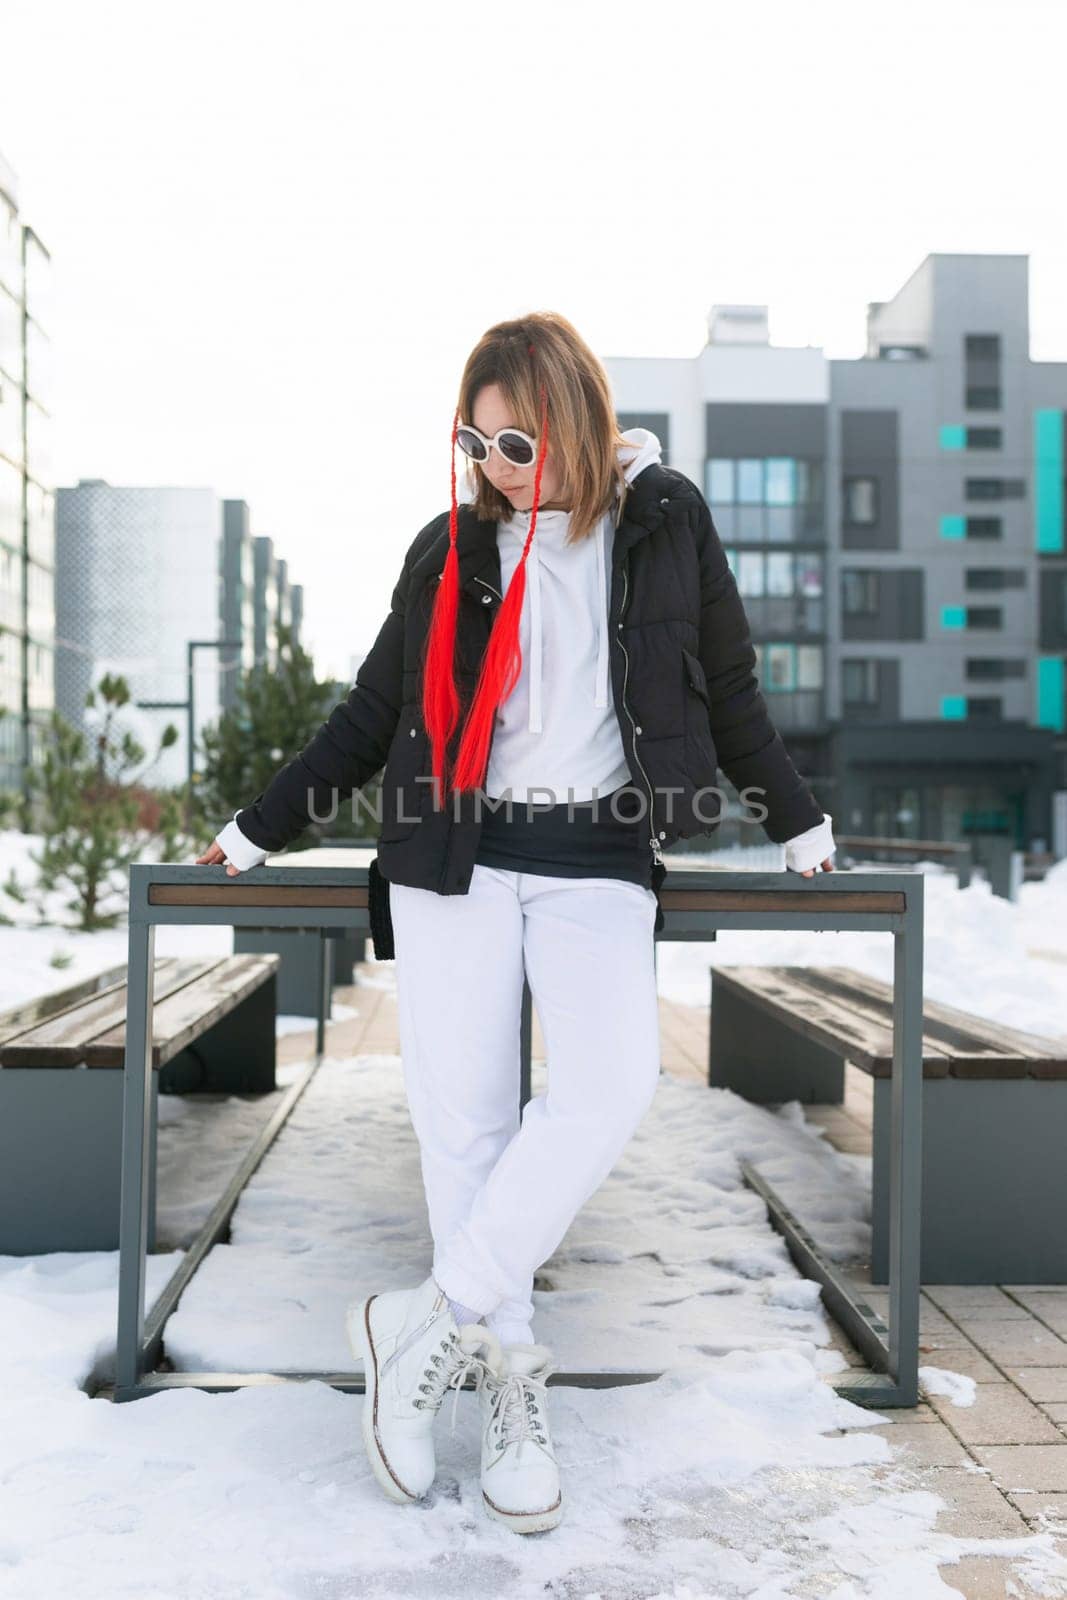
[455, 423, 539, 468]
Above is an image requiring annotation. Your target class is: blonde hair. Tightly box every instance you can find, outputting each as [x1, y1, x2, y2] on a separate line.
[456, 310, 632, 544]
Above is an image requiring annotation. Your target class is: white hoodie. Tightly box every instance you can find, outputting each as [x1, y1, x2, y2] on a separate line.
[484, 426, 662, 804]
[215, 426, 834, 873]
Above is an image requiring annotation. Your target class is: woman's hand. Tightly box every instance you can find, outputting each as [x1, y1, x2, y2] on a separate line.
[799, 856, 835, 878]
[194, 841, 242, 877]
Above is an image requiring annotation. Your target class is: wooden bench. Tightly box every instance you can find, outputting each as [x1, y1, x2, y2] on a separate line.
[0, 953, 279, 1254]
[835, 835, 973, 889]
[708, 964, 1067, 1285]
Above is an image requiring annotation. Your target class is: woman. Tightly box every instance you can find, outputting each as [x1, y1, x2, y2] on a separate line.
[196, 312, 835, 1534]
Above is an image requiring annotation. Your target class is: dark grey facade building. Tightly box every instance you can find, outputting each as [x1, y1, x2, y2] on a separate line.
[608, 257, 1067, 855]
[219, 500, 256, 714]
[219, 506, 304, 714]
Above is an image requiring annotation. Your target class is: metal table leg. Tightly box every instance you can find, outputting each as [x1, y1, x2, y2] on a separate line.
[116, 915, 155, 1396]
[888, 890, 924, 1406]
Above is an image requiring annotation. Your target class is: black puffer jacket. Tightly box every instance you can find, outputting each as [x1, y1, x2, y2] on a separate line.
[234, 460, 824, 895]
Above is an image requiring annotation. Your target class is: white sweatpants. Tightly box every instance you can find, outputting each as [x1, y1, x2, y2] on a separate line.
[389, 863, 662, 1346]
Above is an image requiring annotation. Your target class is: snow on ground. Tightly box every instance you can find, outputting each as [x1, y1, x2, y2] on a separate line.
[4, 832, 1067, 1595]
[4, 1050, 1067, 1597]
[160, 1055, 857, 1375]
[918, 1366, 979, 1408]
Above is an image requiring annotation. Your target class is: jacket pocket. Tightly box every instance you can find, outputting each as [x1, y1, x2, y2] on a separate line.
[680, 646, 719, 801]
[681, 647, 710, 707]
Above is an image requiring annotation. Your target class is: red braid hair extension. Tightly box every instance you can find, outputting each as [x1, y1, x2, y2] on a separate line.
[450, 372, 550, 794]
[421, 407, 463, 811]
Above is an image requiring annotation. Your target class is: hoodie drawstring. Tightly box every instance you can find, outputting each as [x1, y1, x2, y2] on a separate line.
[527, 540, 543, 733]
[594, 511, 609, 710]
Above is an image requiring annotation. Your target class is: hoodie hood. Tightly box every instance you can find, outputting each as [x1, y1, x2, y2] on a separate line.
[497, 427, 663, 732]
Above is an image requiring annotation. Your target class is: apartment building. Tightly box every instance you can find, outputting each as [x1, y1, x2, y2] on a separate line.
[0, 148, 53, 796]
[606, 254, 1067, 853]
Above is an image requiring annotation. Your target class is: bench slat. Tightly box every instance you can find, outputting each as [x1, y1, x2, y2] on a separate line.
[784, 967, 1025, 1075]
[0, 959, 170, 1046]
[0, 958, 225, 1066]
[711, 964, 1067, 1079]
[83, 954, 280, 1068]
[792, 966, 1067, 1077]
[710, 965, 947, 1077]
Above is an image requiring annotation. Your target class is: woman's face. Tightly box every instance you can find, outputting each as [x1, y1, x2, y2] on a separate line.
[470, 383, 567, 511]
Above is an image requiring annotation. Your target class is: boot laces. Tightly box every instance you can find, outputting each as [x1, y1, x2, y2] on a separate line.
[489, 1367, 551, 1450]
[414, 1331, 494, 1434]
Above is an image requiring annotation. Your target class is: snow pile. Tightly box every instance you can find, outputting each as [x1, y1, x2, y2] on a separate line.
[919, 1365, 979, 1407]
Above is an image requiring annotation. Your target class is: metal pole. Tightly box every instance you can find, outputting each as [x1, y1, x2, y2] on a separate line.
[116, 900, 156, 1395]
[315, 933, 330, 1056]
[186, 641, 195, 797]
[888, 877, 924, 1406]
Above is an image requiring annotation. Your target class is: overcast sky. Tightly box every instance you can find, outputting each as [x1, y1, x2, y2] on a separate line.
[4, 0, 1066, 678]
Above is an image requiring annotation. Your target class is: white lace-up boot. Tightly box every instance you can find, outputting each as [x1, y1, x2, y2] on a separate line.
[477, 1341, 562, 1532]
[347, 1273, 495, 1503]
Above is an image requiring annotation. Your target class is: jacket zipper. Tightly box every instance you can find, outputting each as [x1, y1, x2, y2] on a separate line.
[474, 574, 503, 601]
[616, 560, 663, 867]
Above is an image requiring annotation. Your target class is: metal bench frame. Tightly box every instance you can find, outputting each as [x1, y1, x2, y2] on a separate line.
[112, 857, 924, 1408]
[0, 955, 277, 1255]
[710, 963, 1067, 1284]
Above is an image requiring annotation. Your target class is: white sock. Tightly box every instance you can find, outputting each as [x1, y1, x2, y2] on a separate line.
[446, 1295, 486, 1327]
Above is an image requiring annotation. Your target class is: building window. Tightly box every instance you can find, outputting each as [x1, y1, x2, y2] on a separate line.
[754, 642, 824, 694]
[737, 459, 763, 503]
[965, 478, 1025, 501]
[965, 333, 1001, 411]
[765, 552, 793, 597]
[966, 659, 1026, 680]
[966, 697, 1002, 719]
[764, 458, 797, 505]
[764, 644, 796, 690]
[966, 335, 1001, 356]
[843, 476, 878, 525]
[729, 551, 824, 634]
[965, 568, 1025, 590]
[943, 423, 1004, 450]
[705, 457, 824, 539]
[842, 659, 879, 706]
[707, 460, 734, 504]
[966, 516, 1002, 539]
[737, 551, 764, 596]
[796, 646, 822, 689]
[842, 569, 880, 615]
[966, 607, 1003, 629]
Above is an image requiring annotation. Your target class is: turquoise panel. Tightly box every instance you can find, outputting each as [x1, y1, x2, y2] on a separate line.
[1036, 656, 1065, 731]
[1035, 409, 1064, 553]
[941, 605, 967, 629]
[941, 696, 967, 719]
[940, 424, 967, 450]
[940, 515, 966, 539]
